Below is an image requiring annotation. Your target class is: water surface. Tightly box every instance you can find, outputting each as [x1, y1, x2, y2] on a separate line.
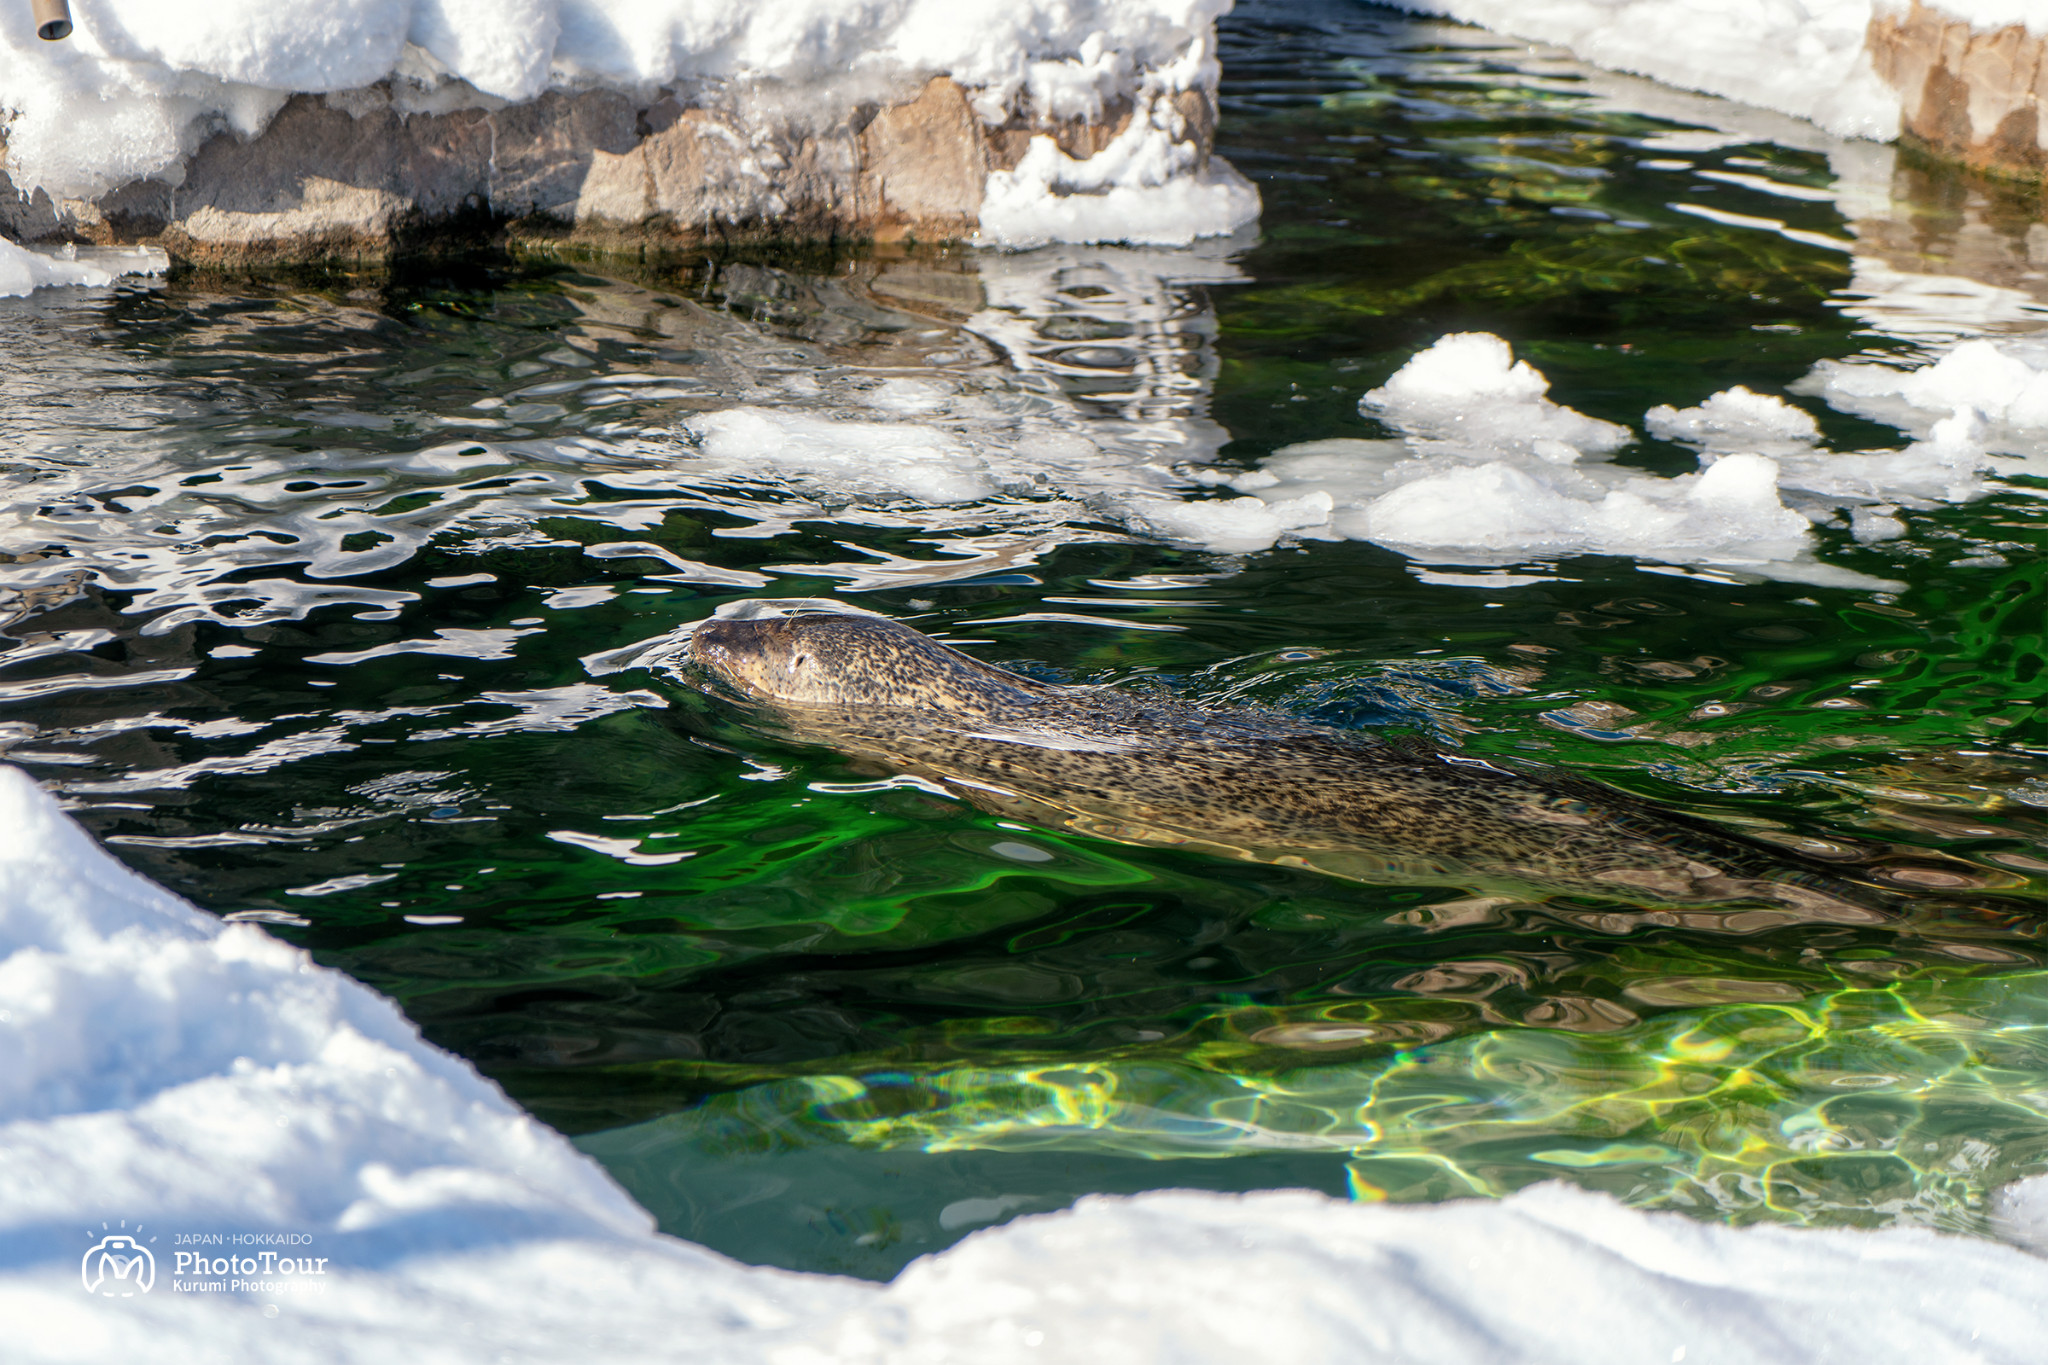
[2, 0, 2045, 1279]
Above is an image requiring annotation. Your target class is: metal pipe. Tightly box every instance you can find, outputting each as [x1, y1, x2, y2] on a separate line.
[33, 0, 72, 42]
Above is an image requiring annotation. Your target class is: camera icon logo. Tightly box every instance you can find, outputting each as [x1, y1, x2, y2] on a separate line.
[81, 1233, 155, 1296]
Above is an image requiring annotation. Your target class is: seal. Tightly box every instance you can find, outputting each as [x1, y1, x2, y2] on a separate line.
[687, 611, 1885, 922]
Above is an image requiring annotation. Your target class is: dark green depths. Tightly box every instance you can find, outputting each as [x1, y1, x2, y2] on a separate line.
[687, 611, 1886, 927]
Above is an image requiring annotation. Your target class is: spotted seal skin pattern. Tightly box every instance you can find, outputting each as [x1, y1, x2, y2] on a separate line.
[687, 613, 1884, 923]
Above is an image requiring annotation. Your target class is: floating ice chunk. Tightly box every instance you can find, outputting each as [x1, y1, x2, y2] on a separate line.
[1775, 406, 1992, 505]
[1121, 490, 1335, 554]
[1805, 337, 2048, 461]
[1345, 452, 1810, 556]
[1361, 333, 1632, 460]
[1127, 335, 1944, 587]
[0, 240, 140, 298]
[1645, 386, 1822, 454]
[680, 407, 996, 505]
[1849, 505, 1906, 542]
[858, 378, 957, 417]
[1372, 332, 1548, 406]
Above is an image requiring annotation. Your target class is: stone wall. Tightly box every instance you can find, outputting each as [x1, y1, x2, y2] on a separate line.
[1869, 1, 2048, 186]
[0, 78, 1214, 265]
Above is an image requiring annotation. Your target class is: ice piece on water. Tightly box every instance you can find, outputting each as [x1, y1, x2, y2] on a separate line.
[1805, 336, 2048, 467]
[1120, 331, 2013, 589]
[1645, 386, 1822, 454]
[1848, 505, 1906, 543]
[1360, 333, 1632, 460]
[1775, 405, 1992, 505]
[1345, 452, 1810, 556]
[1121, 490, 1335, 554]
[680, 407, 998, 505]
[0, 240, 164, 298]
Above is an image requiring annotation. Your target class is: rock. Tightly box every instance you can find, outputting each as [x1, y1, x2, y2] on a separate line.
[1869, 1, 2048, 186]
[858, 78, 988, 241]
[0, 74, 1215, 264]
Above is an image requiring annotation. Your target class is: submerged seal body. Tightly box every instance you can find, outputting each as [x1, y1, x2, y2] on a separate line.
[687, 612, 1881, 921]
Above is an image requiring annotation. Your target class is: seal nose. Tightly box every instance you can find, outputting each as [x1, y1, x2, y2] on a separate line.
[689, 617, 777, 697]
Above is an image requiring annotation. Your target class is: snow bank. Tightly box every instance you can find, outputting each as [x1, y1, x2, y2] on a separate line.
[1375, 2, 2048, 142]
[6, 763, 2048, 1362]
[1375, 1, 1900, 139]
[0, 0, 1252, 248]
[0, 763, 847, 1361]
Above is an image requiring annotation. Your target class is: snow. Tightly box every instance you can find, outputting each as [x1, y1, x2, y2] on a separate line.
[0, 0, 1252, 248]
[979, 116, 1261, 249]
[1374, 3, 2048, 142]
[1644, 386, 1822, 456]
[680, 407, 1001, 506]
[1119, 331, 2002, 588]
[1904, 1, 2048, 36]
[1376, 1, 1900, 139]
[1360, 331, 1632, 460]
[1803, 336, 2048, 470]
[977, 35, 1260, 248]
[5, 756, 2048, 1361]
[0, 240, 163, 298]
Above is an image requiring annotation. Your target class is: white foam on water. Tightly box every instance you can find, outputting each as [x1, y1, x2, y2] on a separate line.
[5, 764, 2048, 1363]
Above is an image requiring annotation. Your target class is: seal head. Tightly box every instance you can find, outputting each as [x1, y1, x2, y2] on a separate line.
[690, 613, 1048, 715]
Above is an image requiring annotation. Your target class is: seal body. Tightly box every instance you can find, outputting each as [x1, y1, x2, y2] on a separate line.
[687, 612, 1880, 921]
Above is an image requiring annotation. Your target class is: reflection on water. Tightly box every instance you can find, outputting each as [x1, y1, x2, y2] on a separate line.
[0, 0, 2045, 1280]
[585, 965, 2048, 1273]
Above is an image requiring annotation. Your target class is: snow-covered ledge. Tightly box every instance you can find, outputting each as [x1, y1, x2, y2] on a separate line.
[1375, 3, 2048, 189]
[0, 2, 1259, 262]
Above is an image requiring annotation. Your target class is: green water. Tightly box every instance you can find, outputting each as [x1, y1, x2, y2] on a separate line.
[3, 0, 2046, 1280]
